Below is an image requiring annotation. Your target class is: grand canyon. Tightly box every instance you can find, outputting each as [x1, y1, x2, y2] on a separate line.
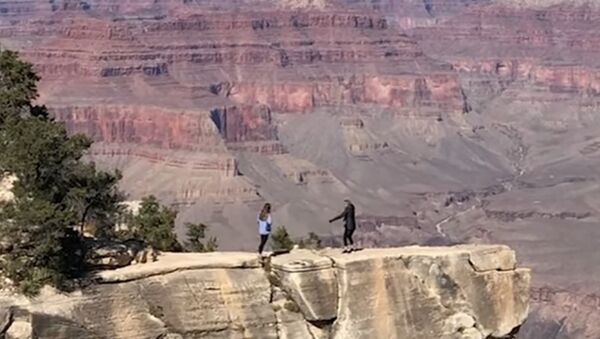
[0, 0, 599, 337]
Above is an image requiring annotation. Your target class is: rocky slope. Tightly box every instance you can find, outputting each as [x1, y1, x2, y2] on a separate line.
[0, 245, 530, 339]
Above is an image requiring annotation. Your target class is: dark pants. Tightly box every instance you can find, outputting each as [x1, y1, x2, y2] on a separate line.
[343, 228, 355, 246]
[258, 234, 269, 253]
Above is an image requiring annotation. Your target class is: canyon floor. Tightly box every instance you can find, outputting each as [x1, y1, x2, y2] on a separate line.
[1, 0, 599, 337]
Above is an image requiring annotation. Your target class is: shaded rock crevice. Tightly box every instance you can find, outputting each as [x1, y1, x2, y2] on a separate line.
[0, 307, 14, 337]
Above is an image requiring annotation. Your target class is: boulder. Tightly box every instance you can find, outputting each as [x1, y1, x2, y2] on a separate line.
[4, 310, 31, 339]
[271, 249, 338, 322]
[464, 244, 516, 272]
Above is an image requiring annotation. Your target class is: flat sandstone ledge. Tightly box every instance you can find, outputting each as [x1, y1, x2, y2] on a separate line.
[274, 244, 517, 271]
[97, 251, 262, 282]
[98, 244, 521, 282]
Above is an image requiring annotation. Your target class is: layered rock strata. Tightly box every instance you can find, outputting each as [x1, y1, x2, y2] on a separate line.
[0, 2, 465, 205]
[411, 1, 600, 113]
[0, 245, 530, 339]
[0, 2, 467, 204]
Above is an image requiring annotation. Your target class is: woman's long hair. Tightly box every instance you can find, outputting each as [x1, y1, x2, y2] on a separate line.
[259, 203, 271, 221]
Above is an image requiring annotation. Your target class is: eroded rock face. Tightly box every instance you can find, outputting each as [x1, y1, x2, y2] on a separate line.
[272, 245, 529, 339]
[0, 245, 529, 339]
[271, 249, 338, 321]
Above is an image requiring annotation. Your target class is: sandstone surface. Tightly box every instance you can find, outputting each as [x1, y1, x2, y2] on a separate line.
[0, 245, 529, 339]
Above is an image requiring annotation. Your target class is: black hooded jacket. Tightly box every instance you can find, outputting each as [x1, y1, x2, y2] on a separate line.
[330, 203, 356, 230]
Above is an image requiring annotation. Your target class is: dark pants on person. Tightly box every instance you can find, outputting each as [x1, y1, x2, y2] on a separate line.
[258, 234, 269, 253]
[343, 227, 355, 246]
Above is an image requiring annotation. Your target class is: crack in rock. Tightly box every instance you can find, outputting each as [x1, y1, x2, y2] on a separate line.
[0, 307, 14, 336]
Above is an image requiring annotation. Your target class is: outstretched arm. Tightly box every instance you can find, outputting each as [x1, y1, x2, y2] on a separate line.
[329, 208, 347, 223]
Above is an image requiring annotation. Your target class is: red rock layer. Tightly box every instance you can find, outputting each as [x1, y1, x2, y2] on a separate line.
[0, 5, 465, 158]
[412, 3, 600, 96]
[0, 1, 466, 204]
[453, 60, 600, 95]
[53, 105, 224, 152]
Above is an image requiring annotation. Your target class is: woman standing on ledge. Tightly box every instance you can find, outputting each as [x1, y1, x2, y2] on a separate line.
[257, 203, 272, 254]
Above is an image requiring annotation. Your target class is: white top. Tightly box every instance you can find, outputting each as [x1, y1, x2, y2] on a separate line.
[258, 214, 272, 235]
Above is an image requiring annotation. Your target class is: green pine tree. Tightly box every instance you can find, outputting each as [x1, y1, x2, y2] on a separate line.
[184, 223, 218, 252]
[271, 226, 294, 251]
[127, 196, 182, 252]
[0, 49, 123, 295]
[0, 49, 40, 124]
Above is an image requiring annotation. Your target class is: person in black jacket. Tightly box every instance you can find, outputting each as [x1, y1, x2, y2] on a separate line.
[329, 199, 356, 253]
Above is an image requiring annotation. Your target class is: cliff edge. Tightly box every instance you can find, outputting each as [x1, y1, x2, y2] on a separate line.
[0, 245, 530, 339]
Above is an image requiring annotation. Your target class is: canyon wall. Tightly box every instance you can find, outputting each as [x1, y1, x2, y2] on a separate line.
[0, 1, 464, 205]
[1, 1, 599, 337]
[0, 245, 530, 339]
[410, 1, 600, 116]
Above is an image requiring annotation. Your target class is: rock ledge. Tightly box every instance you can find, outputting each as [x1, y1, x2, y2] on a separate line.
[0, 245, 529, 339]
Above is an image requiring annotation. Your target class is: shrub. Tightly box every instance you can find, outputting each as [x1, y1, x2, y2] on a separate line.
[298, 232, 322, 250]
[125, 195, 182, 252]
[271, 226, 294, 251]
[185, 222, 218, 252]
